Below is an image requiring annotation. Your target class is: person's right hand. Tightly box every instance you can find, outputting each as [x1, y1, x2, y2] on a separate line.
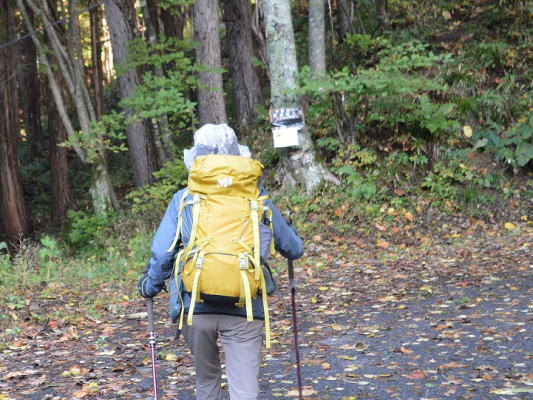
[137, 274, 156, 298]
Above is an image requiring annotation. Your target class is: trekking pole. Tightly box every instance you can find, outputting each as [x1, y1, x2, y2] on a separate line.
[288, 259, 303, 399]
[145, 298, 159, 400]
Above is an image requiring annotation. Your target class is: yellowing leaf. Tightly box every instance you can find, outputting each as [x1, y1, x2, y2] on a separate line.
[419, 286, 433, 295]
[504, 222, 516, 230]
[165, 353, 178, 361]
[442, 10, 452, 20]
[321, 362, 331, 370]
[86, 382, 99, 393]
[463, 125, 473, 138]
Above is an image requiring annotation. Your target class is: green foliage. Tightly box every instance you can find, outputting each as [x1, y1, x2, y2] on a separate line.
[59, 111, 128, 164]
[335, 165, 377, 200]
[117, 36, 198, 155]
[301, 39, 459, 145]
[474, 116, 533, 169]
[66, 210, 116, 248]
[0, 243, 11, 285]
[38, 236, 62, 281]
[127, 159, 189, 216]
[420, 149, 503, 209]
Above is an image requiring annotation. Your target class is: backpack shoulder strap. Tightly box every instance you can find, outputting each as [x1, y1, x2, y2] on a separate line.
[167, 189, 189, 253]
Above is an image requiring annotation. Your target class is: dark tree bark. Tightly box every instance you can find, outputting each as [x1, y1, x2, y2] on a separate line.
[337, 0, 354, 40]
[160, 4, 186, 41]
[89, 0, 105, 119]
[47, 74, 72, 226]
[375, 0, 390, 29]
[105, 0, 158, 186]
[221, 0, 263, 127]
[141, 0, 175, 163]
[193, 0, 227, 125]
[0, 0, 31, 243]
[251, 2, 268, 72]
[144, 0, 160, 39]
[17, 7, 44, 160]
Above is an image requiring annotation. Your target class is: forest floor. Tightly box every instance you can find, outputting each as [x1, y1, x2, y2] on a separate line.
[0, 217, 532, 400]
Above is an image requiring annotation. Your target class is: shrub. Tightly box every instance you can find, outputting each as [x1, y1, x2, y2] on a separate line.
[126, 159, 189, 216]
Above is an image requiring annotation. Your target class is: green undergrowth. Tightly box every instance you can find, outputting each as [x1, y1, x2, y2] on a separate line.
[272, 145, 533, 238]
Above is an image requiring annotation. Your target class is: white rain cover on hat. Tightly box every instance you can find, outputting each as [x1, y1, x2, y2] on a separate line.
[183, 123, 251, 170]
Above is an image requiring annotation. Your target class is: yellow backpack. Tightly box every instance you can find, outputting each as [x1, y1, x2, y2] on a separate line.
[168, 154, 273, 348]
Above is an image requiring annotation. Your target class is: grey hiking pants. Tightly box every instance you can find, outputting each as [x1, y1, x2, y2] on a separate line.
[183, 314, 264, 400]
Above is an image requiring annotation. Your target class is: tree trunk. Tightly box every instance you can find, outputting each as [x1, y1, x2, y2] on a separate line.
[105, 0, 158, 186]
[89, 0, 105, 119]
[160, 3, 186, 41]
[141, 0, 175, 163]
[263, 0, 338, 193]
[375, 0, 390, 29]
[251, 2, 268, 75]
[17, 7, 43, 160]
[193, 0, 227, 125]
[337, 0, 353, 41]
[18, 0, 119, 213]
[47, 74, 72, 226]
[221, 0, 263, 127]
[309, 0, 326, 75]
[0, 0, 31, 243]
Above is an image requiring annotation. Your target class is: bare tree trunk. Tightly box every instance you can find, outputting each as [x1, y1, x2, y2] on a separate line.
[375, 0, 390, 29]
[141, 0, 175, 162]
[0, 0, 31, 243]
[105, 0, 158, 186]
[18, 0, 119, 213]
[264, 0, 339, 193]
[337, 0, 353, 41]
[309, 0, 326, 75]
[251, 2, 268, 74]
[193, 0, 227, 125]
[89, 0, 105, 119]
[221, 0, 263, 127]
[160, 3, 186, 41]
[48, 74, 72, 226]
[17, 7, 43, 160]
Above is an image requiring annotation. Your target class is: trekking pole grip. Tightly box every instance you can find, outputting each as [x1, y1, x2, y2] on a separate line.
[288, 259, 295, 290]
[146, 297, 155, 333]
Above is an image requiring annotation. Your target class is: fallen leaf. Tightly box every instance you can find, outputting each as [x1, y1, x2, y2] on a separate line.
[490, 387, 533, 394]
[286, 388, 317, 396]
[504, 222, 516, 230]
[404, 370, 426, 380]
[376, 240, 389, 248]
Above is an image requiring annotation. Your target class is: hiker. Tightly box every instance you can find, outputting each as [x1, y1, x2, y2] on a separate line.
[138, 123, 304, 400]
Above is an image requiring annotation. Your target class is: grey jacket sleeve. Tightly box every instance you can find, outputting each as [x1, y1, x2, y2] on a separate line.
[142, 189, 186, 296]
[265, 199, 304, 260]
